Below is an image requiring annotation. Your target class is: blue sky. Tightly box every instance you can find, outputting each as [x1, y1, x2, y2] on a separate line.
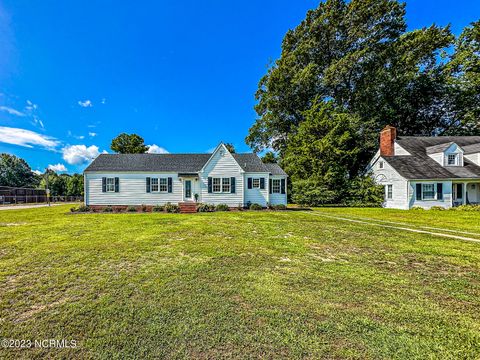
[0, 0, 479, 174]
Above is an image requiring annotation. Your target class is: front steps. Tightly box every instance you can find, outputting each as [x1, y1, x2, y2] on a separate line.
[179, 202, 197, 214]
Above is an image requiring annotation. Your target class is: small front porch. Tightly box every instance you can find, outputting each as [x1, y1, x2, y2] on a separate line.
[452, 181, 480, 207]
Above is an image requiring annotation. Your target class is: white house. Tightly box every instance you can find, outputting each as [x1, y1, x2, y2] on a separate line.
[370, 126, 480, 209]
[84, 143, 287, 210]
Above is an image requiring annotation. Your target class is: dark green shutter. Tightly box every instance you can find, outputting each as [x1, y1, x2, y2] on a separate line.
[208, 177, 212, 193]
[114, 177, 119, 192]
[102, 177, 106, 192]
[260, 178, 265, 189]
[269, 179, 272, 194]
[231, 177, 235, 193]
[247, 178, 252, 189]
[437, 183, 443, 200]
[146, 177, 151, 193]
[281, 179, 286, 194]
[416, 183, 422, 200]
[168, 177, 172, 193]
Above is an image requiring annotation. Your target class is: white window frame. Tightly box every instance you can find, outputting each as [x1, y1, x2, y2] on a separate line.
[422, 183, 436, 200]
[252, 178, 260, 189]
[106, 177, 115, 192]
[159, 178, 168, 192]
[222, 178, 230, 193]
[379, 161, 384, 169]
[447, 153, 458, 166]
[212, 178, 221, 193]
[386, 184, 393, 200]
[272, 179, 281, 194]
[150, 178, 159, 192]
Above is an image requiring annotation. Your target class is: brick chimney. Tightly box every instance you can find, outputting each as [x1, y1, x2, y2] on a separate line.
[380, 125, 396, 157]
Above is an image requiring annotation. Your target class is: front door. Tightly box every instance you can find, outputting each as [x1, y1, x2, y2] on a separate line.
[184, 180, 192, 201]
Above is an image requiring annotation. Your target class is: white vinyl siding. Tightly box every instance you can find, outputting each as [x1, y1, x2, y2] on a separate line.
[85, 172, 182, 205]
[372, 157, 409, 209]
[409, 181, 453, 209]
[201, 147, 244, 206]
[244, 173, 269, 207]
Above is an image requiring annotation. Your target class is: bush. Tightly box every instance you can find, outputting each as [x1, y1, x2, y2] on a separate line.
[103, 206, 113, 212]
[215, 203, 230, 212]
[141, 204, 148, 212]
[71, 205, 90, 213]
[197, 203, 215, 212]
[292, 179, 336, 206]
[152, 205, 164, 212]
[411, 206, 424, 211]
[127, 206, 137, 212]
[430, 206, 446, 211]
[165, 202, 179, 213]
[249, 203, 263, 210]
[273, 204, 287, 210]
[453, 204, 480, 211]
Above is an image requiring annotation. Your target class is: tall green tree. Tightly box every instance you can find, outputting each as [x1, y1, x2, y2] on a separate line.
[67, 174, 84, 196]
[261, 151, 278, 164]
[111, 133, 148, 154]
[246, 0, 454, 159]
[224, 143, 236, 153]
[0, 153, 38, 187]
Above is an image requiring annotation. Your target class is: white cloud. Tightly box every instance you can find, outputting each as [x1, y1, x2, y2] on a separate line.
[147, 144, 169, 154]
[78, 100, 93, 108]
[48, 163, 67, 172]
[0, 126, 59, 148]
[62, 144, 100, 165]
[0, 105, 25, 116]
[101, 98, 106, 104]
[32, 169, 43, 175]
[88, 132, 97, 137]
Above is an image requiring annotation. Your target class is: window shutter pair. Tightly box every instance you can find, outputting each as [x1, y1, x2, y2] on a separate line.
[260, 178, 265, 190]
[269, 179, 272, 194]
[281, 179, 286, 194]
[146, 177, 151, 193]
[231, 177, 236, 193]
[102, 177, 106, 192]
[247, 178, 252, 189]
[208, 177, 212, 193]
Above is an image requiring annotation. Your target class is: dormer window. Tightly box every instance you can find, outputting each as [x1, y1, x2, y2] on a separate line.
[447, 154, 458, 166]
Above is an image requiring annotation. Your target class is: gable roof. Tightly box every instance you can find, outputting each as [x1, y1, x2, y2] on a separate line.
[263, 163, 287, 176]
[84, 152, 286, 175]
[383, 136, 480, 179]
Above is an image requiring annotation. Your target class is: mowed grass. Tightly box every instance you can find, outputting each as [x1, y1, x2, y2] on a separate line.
[1, 206, 480, 359]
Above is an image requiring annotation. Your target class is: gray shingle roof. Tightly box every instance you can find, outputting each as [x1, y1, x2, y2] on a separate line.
[84, 152, 287, 175]
[383, 136, 480, 179]
[263, 163, 287, 176]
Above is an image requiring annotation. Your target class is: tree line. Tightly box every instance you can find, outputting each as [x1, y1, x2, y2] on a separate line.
[0, 153, 84, 196]
[246, 0, 480, 205]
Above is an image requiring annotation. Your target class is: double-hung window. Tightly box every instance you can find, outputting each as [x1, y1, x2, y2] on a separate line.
[386, 184, 393, 200]
[159, 178, 168, 192]
[213, 178, 221, 193]
[252, 178, 260, 188]
[106, 177, 115, 192]
[422, 184, 435, 200]
[447, 154, 458, 166]
[222, 178, 230, 193]
[272, 179, 281, 193]
[150, 178, 159, 192]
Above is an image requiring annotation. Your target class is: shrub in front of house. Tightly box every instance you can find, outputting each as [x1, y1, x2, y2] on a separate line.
[127, 206, 137, 212]
[103, 206, 113, 212]
[453, 204, 480, 211]
[165, 202, 179, 213]
[197, 203, 215, 212]
[71, 205, 90, 213]
[249, 203, 263, 210]
[430, 206, 445, 211]
[152, 205, 164, 212]
[215, 204, 230, 212]
[411, 206, 424, 211]
[274, 204, 287, 210]
[141, 204, 148, 212]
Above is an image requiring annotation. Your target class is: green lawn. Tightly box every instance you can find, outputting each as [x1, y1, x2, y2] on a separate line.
[1, 206, 480, 359]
